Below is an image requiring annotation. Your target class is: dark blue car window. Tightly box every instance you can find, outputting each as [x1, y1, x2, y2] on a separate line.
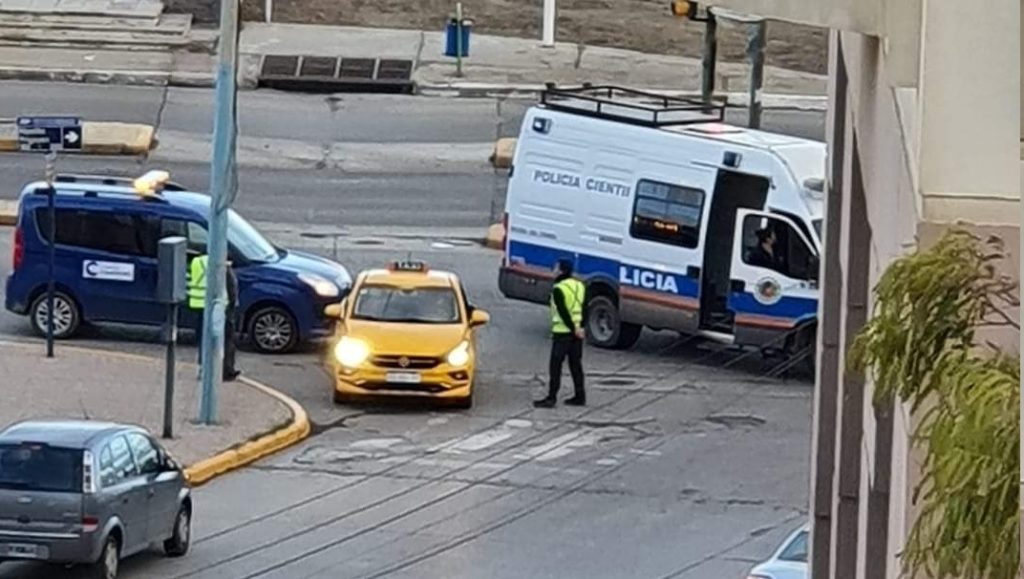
[36, 209, 150, 257]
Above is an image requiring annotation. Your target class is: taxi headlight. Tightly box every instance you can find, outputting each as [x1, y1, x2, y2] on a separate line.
[299, 273, 340, 298]
[335, 337, 370, 367]
[446, 341, 471, 367]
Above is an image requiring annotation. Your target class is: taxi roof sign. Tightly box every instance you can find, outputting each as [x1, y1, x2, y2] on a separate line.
[133, 170, 171, 197]
[388, 260, 429, 273]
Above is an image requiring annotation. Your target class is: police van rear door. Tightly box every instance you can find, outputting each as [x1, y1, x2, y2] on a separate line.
[727, 209, 819, 347]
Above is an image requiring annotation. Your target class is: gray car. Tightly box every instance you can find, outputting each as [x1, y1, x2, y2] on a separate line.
[0, 420, 192, 579]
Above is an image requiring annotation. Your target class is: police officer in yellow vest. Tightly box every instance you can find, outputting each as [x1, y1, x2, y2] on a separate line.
[534, 258, 587, 408]
[187, 253, 240, 381]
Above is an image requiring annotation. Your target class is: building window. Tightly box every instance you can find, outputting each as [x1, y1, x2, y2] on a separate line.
[629, 179, 704, 248]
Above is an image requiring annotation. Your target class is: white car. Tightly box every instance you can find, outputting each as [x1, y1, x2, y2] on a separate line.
[746, 524, 809, 579]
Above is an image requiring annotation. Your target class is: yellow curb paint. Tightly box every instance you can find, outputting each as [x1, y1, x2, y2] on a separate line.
[0, 121, 155, 155]
[485, 222, 504, 250]
[0, 200, 17, 226]
[491, 137, 516, 169]
[184, 376, 310, 486]
[0, 339, 310, 486]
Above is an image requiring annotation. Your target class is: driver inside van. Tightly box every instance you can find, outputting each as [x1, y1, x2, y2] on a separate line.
[747, 227, 785, 272]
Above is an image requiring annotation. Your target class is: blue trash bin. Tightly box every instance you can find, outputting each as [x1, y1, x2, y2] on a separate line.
[444, 19, 472, 57]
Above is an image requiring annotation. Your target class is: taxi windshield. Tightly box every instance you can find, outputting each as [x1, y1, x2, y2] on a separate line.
[228, 210, 278, 263]
[352, 285, 460, 324]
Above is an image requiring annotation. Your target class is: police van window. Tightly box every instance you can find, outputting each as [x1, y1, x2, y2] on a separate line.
[741, 215, 817, 281]
[630, 179, 705, 248]
[36, 209, 149, 256]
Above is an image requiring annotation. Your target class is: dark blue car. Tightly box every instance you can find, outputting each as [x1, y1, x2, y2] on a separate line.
[4, 173, 351, 353]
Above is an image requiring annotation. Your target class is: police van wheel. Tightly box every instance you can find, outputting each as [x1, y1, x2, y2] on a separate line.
[29, 291, 81, 339]
[586, 295, 641, 350]
[248, 306, 299, 354]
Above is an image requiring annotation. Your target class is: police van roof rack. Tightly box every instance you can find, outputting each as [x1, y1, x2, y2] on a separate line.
[540, 84, 726, 127]
[52, 174, 187, 192]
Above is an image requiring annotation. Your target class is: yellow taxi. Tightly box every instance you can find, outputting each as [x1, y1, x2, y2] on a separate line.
[324, 260, 489, 408]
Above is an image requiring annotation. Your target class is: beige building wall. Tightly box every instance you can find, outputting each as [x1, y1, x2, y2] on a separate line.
[706, 0, 1020, 577]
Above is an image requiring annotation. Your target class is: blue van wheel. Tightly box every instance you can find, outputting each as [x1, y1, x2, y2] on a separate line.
[247, 306, 299, 354]
[29, 291, 81, 339]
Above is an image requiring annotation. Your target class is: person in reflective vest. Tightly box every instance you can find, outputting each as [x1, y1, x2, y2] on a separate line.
[534, 258, 587, 408]
[187, 253, 240, 381]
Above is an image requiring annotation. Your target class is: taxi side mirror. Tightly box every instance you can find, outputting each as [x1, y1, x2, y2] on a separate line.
[324, 301, 345, 318]
[469, 309, 490, 327]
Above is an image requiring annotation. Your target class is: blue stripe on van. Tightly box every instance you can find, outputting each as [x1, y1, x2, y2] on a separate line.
[506, 238, 817, 321]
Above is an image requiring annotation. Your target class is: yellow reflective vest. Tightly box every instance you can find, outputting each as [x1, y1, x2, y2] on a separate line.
[550, 278, 584, 334]
[187, 255, 208, 310]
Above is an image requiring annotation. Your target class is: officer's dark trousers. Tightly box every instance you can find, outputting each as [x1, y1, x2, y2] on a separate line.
[548, 334, 585, 399]
[192, 308, 237, 378]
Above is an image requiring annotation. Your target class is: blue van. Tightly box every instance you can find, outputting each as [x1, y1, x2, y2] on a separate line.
[4, 172, 351, 353]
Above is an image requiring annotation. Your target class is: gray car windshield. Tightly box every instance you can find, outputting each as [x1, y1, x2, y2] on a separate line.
[228, 210, 278, 263]
[353, 286, 460, 324]
[778, 530, 809, 562]
[0, 444, 83, 493]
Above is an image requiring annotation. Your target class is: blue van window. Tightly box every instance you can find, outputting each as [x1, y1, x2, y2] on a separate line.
[36, 209, 149, 257]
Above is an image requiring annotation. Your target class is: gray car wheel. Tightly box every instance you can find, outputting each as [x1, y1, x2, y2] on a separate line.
[164, 505, 191, 557]
[89, 535, 119, 579]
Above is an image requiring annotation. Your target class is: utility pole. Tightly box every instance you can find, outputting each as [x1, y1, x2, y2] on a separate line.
[199, 0, 241, 425]
[746, 19, 766, 129]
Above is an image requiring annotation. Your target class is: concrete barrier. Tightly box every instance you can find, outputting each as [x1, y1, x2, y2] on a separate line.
[491, 137, 516, 169]
[0, 121, 155, 155]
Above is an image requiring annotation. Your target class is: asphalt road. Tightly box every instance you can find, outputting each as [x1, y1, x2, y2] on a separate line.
[0, 82, 825, 232]
[0, 82, 818, 579]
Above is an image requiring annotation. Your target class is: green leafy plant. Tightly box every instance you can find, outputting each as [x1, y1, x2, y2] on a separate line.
[849, 229, 1020, 579]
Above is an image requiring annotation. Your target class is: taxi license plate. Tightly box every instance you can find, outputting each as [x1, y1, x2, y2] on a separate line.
[1, 543, 44, 559]
[385, 371, 421, 384]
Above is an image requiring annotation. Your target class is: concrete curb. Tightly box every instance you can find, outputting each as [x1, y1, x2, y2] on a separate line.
[0, 121, 156, 155]
[0, 200, 16, 226]
[184, 375, 311, 486]
[0, 339, 310, 487]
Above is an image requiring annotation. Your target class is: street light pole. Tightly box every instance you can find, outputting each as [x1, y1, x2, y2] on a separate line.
[199, 0, 240, 425]
[746, 19, 766, 129]
[700, 11, 717, 104]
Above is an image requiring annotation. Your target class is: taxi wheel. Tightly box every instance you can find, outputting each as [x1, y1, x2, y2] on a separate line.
[29, 291, 81, 339]
[585, 295, 641, 350]
[248, 306, 299, 354]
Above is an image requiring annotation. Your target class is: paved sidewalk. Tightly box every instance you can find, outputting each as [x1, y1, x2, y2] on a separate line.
[0, 22, 828, 102]
[0, 340, 292, 467]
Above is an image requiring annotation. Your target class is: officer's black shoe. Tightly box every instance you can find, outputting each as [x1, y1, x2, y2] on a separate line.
[533, 397, 556, 408]
[564, 396, 586, 407]
[223, 369, 241, 382]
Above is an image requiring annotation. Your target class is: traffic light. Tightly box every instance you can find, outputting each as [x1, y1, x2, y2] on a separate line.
[670, 0, 698, 19]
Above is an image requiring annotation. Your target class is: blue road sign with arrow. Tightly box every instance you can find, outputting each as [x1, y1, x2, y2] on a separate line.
[17, 116, 82, 153]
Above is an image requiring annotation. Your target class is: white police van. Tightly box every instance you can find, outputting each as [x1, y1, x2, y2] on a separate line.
[498, 86, 824, 354]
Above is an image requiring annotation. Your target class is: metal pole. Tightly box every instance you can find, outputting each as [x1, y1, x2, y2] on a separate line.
[455, 2, 464, 77]
[746, 20, 766, 129]
[163, 302, 177, 439]
[199, 0, 240, 424]
[44, 152, 56, 358]
[541, 0, 556, 46]
[701, 12, 718, 104]
[265, 0, 272, 23]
